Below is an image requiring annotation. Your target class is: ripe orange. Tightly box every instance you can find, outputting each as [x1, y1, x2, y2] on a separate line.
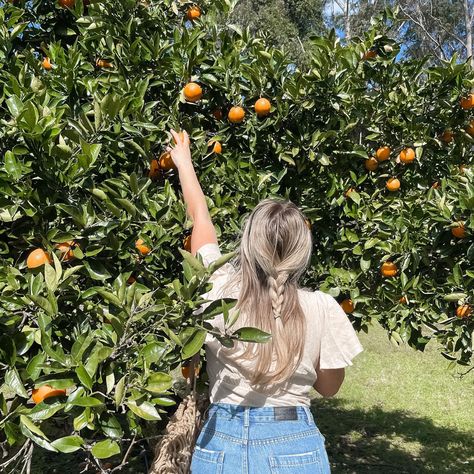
[135, 239, 151, 255]
[440, 130, 454, 143]
[431, 181, 440, 189]
[212, 109, 223, 120]
[55, 241, 79, 261]
[381, 261, 398, 277]
[183, 235, 192, 252]
[365, 157, 378, 171]
[183, 82, 202, 102]
[209, 140, 222, 154]
[399, 296, 407, 304]
[149, 159, 161, 180]
[186, 5, 201, 21]
[27, 249, 52, 269]
[465, 120, 474, 136]
[181, 363, 199, 379]
[451, 223, 466, 239]
[42, 57, 52, 70]
[456, 304, 472, 319]
[255, 98, 271, 117]
[59, 0, 75, 8]
[32, 385, 67, 404]
[399, 148, 415, 163]
[159, 151, 176, 170]
[340, 299, 354, 313]
[386, 177, 400, 192]
[228, 106, 245, 123]
[460, 94, 474, 109]
[96, 59, 113, 68]
[376, 146, 390, 161]
[362, 50, 377, 60]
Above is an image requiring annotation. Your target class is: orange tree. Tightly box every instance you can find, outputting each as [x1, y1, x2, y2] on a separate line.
[0, 0, 473, 470]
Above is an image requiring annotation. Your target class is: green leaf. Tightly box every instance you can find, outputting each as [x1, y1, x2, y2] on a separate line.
[44, 263, 58, 293]
[181, 329, 207, 359]
[69, 396, 103, 407]
[4, 151, 22, 179]
[98, 413, 124, 439]
[76, 366, 93, 390]
[115, 376, 126, 408]
[83, 261, 112, 281]
[126, 400, 161, 421]
[145, 372, 173, 393]
[5, 367, 28, 398]
[233, 327, 272, 343]
[91, 439, 121, 459]
[29, 401, 64, 422]
[51, 435, 84, 453]
[443, 293, 467, 302]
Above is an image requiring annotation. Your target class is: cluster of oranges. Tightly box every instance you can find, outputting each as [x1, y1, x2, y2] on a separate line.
[26, 241, 80, 269]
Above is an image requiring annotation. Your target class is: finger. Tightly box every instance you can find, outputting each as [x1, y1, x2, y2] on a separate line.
[165, 145, 172, 152]
[170, 129, 179, 144]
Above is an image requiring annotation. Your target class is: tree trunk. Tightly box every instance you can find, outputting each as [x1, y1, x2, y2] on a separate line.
[345, 0, 351, 41]
[464, 0, 473, 68]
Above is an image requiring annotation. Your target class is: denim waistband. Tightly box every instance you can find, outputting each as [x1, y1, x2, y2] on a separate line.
[207, 402, 314, 424]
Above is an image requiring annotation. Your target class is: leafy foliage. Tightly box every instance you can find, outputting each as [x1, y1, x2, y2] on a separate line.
[0, 0, 473, 470]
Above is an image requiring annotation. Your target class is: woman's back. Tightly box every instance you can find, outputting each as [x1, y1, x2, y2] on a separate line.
[197, 243, 363, 408]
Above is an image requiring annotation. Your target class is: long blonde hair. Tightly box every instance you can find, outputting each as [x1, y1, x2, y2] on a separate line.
[220, 198, 313, 388]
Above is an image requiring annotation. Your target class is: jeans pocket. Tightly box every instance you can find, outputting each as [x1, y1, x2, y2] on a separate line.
[190, 445, 225, 474]
[269, 450, 327, 473]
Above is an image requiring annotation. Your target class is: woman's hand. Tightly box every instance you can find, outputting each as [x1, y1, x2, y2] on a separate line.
[166, 129, 192, 170]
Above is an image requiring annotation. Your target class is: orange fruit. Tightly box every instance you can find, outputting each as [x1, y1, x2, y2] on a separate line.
[456, 304, 472, 319]
[344, 187, 355, 198]
[32, 385, 67, 404]
[460, 94, 474, 109]
[59, 0, 75, 8]
[440, 130, 454, 143]
[212, 109, 223, 120]
[149, 159, 161, 180]
[96, 59, 113, 68]
[465, 120, 474, 136]
[362, 50, 377, 60]
[42, 57, 52, 70]
[381, 261, 398, 277]
[135, 238, 151, 255]
[255, 98, 271, 117]
[208, 140, 222, 154]
[159, 151, 176, 170]
[340, 299, 354, 313]
[228, 106, 245, 123]
[181, 363, 199, 379]
[183, 82, 202, 102]
[399, 148, 415, 163]
[27, 249, 52, 269]
[386, 177, 400, 192]
[375, 146, 390, 161]
[183, 235, 192, 252]
[365, 157, 378, 171]
[399, 296, 407, 304]
[451, 223, 466, 239]
[186, 5, 201, 21]
[431, 181, 440, 189]
[55, 241, 79, 261]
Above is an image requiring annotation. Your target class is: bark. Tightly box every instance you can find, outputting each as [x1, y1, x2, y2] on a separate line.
[464, 0, 473, 68]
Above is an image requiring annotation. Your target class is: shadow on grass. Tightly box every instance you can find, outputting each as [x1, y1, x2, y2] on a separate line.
[311, 397, 473, 474]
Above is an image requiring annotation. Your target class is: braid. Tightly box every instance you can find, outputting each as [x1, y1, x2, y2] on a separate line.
[268, 271, 289, 319]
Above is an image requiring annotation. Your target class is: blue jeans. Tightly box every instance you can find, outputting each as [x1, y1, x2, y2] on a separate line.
[191, 403, 331, 473]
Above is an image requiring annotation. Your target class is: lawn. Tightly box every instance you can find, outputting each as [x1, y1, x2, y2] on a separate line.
[310, 322, 474, 473]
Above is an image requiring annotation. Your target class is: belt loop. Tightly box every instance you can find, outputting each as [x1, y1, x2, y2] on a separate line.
[303, 406, 314, 425]
[244, 407, 250, 427]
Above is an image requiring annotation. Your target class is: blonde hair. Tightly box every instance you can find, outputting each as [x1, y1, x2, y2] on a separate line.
[219, 198, 313, 388]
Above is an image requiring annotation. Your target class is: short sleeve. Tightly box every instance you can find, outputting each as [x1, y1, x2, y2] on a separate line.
[319, 294, 364, 370]
[196, 242, 222, 267]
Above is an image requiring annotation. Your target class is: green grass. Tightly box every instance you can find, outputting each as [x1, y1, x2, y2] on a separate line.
[310, 322, 474, 473]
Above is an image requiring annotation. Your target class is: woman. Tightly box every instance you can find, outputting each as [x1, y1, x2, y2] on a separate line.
[166, 129, 363, 473]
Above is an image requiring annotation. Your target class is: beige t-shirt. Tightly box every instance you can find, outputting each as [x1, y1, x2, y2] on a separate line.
[196, 243, 364, 407]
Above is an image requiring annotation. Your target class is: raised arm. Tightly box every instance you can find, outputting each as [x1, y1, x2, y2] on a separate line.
[167, 129, 218, 255]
